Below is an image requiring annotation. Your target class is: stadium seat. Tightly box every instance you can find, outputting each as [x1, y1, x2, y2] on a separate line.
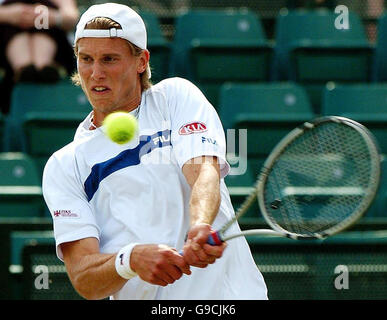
[365, 156, 387, 220]
[139, 11, 170, 84]
[0, 112, 4, 152]
[170, 8, 272, 108]
[247, 230, 387, 299]
[4, 80, 92, 175]
[373, 14, 387, 81]
[225, 156, 264, 224]
[9, 231, 55, 299]
[0, 217, 52, 299]
[0, 152, 45, 218]
[219, 82, 314, 158]
[321, 82, 387, 154]
[273, 8, 373, 113]
[10, 231, 55, 270]
[220, 82, 314, 227]
[18, 239, 83, 299]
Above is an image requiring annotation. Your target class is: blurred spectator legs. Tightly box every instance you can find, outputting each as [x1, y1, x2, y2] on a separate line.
[367, 0, 384, 43]
[6, 32, 59, 83]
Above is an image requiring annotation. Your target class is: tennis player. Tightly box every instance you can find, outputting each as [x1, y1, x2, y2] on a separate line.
[42, 3, 267, 300]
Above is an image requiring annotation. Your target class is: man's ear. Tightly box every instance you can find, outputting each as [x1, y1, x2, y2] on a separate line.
[138, 49, 150, 74]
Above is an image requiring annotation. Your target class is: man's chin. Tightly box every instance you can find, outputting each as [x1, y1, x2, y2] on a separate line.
[90, 99, 114, 111]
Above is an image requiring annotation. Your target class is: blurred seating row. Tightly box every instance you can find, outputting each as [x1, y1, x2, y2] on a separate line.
[1, 7, 387, 112]
[5, 229, 387, 299]
[0, 80, 387, 219]
[2, 80, 387, 162]
[247, 231, 387, 299]
[144, 8, 387, 112]
[1, 7, 387, 300]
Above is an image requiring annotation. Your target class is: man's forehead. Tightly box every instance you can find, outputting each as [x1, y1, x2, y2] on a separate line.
[77, 37, 131, 54]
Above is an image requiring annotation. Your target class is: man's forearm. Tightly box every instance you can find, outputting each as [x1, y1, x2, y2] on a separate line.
[66, 252, 127, 300]
[189, 162, 221, 226]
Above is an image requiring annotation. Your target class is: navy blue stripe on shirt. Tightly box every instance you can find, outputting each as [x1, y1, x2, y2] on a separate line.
[84, 129, 171, 201]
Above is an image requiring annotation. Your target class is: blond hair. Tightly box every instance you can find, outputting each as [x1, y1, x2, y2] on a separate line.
[72, 17, 152, 91]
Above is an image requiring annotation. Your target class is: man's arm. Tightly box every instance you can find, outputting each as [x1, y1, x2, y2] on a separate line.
[182, 156, 227, 268]
[61, 238, 191, 300]
[61, 238, 125, 300]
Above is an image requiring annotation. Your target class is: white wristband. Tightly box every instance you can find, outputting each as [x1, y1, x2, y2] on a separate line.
[115, 243, 139, 280]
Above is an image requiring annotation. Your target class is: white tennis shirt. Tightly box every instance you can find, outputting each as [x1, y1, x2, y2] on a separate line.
[42, 77, 267, 300]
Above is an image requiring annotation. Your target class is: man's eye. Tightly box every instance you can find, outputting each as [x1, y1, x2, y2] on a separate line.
[81, 56, 91, 62]
[104, 57, 115, 62]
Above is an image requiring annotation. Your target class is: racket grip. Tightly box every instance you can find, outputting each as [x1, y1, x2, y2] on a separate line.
[207, 231, 223, 246]
[179, 231, 223, 255]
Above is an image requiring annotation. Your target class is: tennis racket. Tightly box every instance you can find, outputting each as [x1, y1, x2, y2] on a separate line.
[208, 116, 382, 245]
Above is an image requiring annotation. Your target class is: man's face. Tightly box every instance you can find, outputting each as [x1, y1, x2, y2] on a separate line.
[77, 37, 147, 114]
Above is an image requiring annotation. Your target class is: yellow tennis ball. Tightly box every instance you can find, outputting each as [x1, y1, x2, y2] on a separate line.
[103, 112, 138, 144]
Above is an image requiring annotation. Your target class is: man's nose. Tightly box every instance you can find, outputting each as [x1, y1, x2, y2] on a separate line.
[91, 62, 106, 80]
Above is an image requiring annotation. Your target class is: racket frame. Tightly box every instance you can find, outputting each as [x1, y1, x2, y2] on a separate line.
[217, 116, 382, 242]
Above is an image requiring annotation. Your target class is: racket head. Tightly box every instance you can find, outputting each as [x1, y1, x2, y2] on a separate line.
[256, 116, 382, 240]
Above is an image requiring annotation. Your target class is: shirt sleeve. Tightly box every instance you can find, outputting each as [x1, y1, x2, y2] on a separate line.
[166, 78, 230, 178]
[42, 151, 100, 261]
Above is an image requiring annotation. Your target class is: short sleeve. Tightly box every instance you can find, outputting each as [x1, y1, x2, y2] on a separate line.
[166, 78, 230, 178]
[42, 151, 100, 261]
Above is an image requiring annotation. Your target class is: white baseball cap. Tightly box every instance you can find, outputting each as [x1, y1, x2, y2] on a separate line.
[74, 3, 151, 78]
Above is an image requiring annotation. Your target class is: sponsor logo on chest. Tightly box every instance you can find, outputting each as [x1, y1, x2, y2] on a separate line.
[178, 122, 207, 135]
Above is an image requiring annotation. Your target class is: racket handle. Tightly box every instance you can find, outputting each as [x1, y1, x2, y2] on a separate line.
[207, 231, 223, 246]
[179, 231, 224, 255]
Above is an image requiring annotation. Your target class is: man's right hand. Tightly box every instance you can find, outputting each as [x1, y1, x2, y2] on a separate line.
[130, 244, 192, 286]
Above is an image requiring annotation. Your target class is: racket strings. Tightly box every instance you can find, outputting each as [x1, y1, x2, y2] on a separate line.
[262, 121, 379, 237]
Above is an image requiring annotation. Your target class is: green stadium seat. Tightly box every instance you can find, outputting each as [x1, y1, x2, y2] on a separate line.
[247, 230, 387, 299]
[0, 112, 4, 152]
[9, 231, 55, 270]
[139, 11, 170, 84]
[20, 241, 83, 299]
[0, 217, 52, 299]
[321, 82, 387, 154]
[0, 152, 45, 218]
[273, 8, 373, 113]
[225, 156, 265, 224]
[373, 14, 387, 81]
[170, 8, 272, 108]
[364, 156, 387, 220]
[4, 79, 91, 175]
[219, 82, 314, 158]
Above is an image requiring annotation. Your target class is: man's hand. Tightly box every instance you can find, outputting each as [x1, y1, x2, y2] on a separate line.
[183, 223, 227, 268]
[130, 244, 192, 286]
